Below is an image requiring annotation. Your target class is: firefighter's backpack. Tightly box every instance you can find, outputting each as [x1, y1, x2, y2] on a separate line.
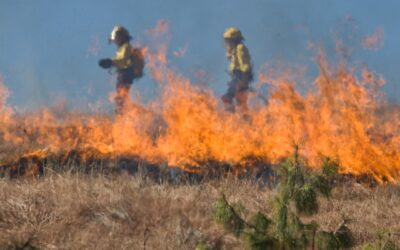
[130, 47, 145, 79]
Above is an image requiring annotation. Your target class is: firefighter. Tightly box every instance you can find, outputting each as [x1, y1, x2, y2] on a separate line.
[98, 26, 144, 115]
[221, 27, 253, 112]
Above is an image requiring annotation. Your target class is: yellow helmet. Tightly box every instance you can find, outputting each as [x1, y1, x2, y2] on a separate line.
[223, 27, 244, 40]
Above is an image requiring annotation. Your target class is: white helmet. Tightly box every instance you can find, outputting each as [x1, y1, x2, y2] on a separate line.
[109, 25, 131, 43]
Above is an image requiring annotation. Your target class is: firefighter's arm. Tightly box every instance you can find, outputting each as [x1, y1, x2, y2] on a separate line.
[112, 44, 131, 69]
[237, 44, 251, 73]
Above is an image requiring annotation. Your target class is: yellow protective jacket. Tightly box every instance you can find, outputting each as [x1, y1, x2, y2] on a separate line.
[227, 43, 252, 73]
[112, 42, 133, 70]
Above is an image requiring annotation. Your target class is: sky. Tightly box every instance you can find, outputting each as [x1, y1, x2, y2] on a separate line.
[0, 0, 399, 111]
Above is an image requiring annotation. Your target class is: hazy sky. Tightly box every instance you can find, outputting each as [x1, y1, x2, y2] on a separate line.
[0, 0, 399, 111]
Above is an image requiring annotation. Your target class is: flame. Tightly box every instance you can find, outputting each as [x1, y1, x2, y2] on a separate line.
[0, 23, 399, 183]
[173, 43, 188, 58]
[145, 20, 170, 36]
[362, 27, 384, 50]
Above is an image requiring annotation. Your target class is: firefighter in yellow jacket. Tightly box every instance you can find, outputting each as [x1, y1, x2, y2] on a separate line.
[222, 27, 253, 112]
[99, 26, 143, 114]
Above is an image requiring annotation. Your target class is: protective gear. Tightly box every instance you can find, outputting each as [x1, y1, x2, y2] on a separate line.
[130, 48, 145, 79]
[222, 70, 252, 111]
[115, 81, 131, 115]
[112, 43, 133, 70]
[98, 58, 113, 69]
[112, 42, 140, 115]
[223, 27, 244, 40]
[222, 28, 253, 113]
[117, 68, 135, 85]
[99, 26, 144, 115]
[227, 44, 252, 73]
[111, 42, 145, 79]
[109, 25, 131, 43]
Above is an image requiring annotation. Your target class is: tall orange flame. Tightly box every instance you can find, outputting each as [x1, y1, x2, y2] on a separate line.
[0, 23, 399, 183]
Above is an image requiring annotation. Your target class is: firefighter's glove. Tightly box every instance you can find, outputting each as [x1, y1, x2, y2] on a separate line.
[98, 58, 113, 69]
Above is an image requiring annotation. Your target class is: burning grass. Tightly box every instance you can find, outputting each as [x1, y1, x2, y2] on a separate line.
[0, 21, 399, 183]
[0, 21, 399, 248]
[0, 50, 399, 183]
[0, 172, 399, 249]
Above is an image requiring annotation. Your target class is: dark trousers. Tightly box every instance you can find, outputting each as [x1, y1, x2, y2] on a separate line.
[115, 68, 134, 115]
[221, 71, 252, 112]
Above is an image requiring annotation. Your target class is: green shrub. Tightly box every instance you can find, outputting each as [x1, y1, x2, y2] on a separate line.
[315, 231, 339, 250]
[213, 194, 244, 237]
[212, 149, 354, 250]
[311, 174, 332, 197]
[361, 240, 399, 250]
[249, 212, 272, 232]
[321, 156, 339, 177]
[242, 230, 278, 250]
[360, 243, 376, 250]
[195, 241, 213, 250]
[294, 183, 318, 215]
[334, 224, 354, 248]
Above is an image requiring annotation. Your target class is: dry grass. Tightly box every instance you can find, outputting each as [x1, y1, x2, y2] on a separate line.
[0, 172, 399, 249]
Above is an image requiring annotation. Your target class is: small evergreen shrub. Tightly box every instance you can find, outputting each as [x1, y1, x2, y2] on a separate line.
[315, 231, 338, 250]
[249, 212, 272, 232]
[334, 224, 353, 248]
[361, 231, 400, 250]
[213, 194, 244, 237]
[195, 241, 213, 250]
[212, 148, 354, 250]
[294, 183, 318, 215]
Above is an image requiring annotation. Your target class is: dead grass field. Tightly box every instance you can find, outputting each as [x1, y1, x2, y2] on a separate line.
[0, 173, 399, 249]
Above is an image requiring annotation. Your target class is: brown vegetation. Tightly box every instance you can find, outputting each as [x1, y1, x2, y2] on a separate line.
[0, 173, 399, 249]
